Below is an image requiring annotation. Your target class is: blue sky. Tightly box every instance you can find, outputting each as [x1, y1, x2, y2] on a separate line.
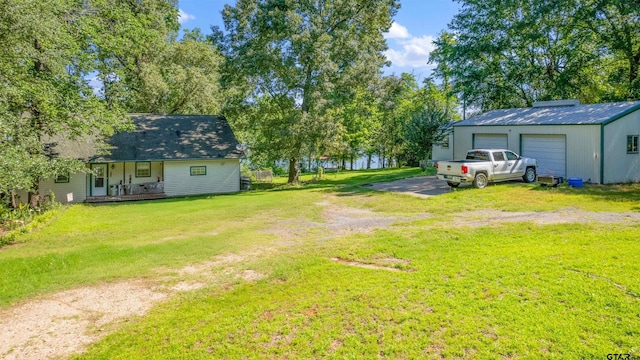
[177, 0, 460, 81]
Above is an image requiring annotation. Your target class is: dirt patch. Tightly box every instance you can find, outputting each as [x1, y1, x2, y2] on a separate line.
[240, 270, 266, 282]
[264, 200, 408, 242]
[0, 250, 269, 360]
[154, 231, 219, 244]
[377, 257, 411, 265]
[367, 175, 451, 198]
[330, 257, 405, 272]
[319, 206, 396, 235]
[170, 281, 207, 292]
[453, 208, 640, 227]
[0, 281, 166, 360]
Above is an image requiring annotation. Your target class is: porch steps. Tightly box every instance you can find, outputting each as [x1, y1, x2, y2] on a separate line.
[84, 193, 167, 203]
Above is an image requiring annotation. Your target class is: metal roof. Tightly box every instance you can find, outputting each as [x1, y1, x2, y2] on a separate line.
[45, 114, 244, 162]
[453, 101, 640, 127]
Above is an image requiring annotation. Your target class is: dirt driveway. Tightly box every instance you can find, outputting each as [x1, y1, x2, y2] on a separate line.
[365, 175, 451, 198]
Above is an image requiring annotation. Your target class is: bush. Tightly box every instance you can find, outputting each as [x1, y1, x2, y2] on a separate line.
[271, 166, 288, 176]
[0, 192, 60, 247]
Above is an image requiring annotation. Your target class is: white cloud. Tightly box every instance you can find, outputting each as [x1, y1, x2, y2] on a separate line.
[385, 34, 436, 67]
[384, 22, 410, 39]
[178, 9, 195, 24]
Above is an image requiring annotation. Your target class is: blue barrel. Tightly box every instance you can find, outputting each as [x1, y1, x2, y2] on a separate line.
[568, 177, 583, 188]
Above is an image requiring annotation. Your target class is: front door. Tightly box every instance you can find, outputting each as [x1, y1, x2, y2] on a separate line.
[91, 164, 107, 196]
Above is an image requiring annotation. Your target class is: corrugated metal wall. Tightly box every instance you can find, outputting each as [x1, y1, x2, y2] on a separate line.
[164, 159, 240, 197]
[453, 125, 601, 183]
[603, 111, 640, 183]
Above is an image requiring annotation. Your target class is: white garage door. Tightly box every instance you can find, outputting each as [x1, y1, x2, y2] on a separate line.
[521, 135, 566, 178]
[473, 134, 508, 149]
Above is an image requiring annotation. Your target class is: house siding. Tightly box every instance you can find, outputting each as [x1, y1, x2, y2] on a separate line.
[39, 173, 87, 204]
[453, 125, 602, 183]
[603, 110, 640, 183]
[164, 159, 240, 197]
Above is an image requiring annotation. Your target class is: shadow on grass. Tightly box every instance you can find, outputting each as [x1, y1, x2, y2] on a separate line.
[249, 168, 428, 193]
[529, 182, 640, 208]
[82, 168, 431, 205]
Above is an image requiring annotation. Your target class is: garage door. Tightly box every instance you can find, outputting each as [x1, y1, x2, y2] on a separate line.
[473, 134, 508, 149]
[521, 135, 566, 178]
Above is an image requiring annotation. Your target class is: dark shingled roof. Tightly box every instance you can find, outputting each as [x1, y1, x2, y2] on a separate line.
[454, 101, 640, 127]
[45, 114, 243, 162]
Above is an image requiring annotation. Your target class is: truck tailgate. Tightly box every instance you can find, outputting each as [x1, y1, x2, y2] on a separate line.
[438, 162, 466, 176]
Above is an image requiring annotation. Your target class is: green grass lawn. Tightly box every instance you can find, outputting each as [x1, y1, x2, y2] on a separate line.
[2, 168, 639, 359]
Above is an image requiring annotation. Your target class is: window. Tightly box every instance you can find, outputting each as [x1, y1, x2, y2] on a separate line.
[55, 173, 70, 183]
[190, 166, 207, 176]
[466, 151, 490, 161]
[440, 137, 449, 149]
[492, 151, 505, 161]
[136, 162, 151, 177]
[627, 135, 638, 154]
[505, 151, 519, 161]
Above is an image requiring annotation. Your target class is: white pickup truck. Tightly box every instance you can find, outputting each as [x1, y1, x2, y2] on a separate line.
[436, 149, 538, 188]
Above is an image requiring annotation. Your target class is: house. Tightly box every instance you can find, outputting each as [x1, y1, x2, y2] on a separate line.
[434, 100, 640, 184]
[37, 114, 243, 203]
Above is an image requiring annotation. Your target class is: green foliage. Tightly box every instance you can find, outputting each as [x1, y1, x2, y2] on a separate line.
[134, 29, 224, 114]
[588, 0, 640, 100]
[85, 0, 180, 109]
[215, 0, 400, 182]
[403, 109, 449, 165]
[374, 73, 458, 167]
[0, 193, 60, 247]
[431, 0, 640, 111]
[0, 0, 180, 200]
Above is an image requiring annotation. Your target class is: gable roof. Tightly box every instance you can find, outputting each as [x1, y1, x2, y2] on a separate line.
[454, 101, 640, 127]
[46, 114, 243, 162]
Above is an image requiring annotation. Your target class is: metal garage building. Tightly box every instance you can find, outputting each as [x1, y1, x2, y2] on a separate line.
[446, 100, 640, 184]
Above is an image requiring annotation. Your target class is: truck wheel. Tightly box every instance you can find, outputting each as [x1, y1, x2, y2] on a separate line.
[473, 173, 488, 189]
[523, 167, 536, 183]
[447, 181, 459, 188]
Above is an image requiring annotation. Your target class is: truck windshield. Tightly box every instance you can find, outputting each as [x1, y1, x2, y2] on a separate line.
[466, 151, 490, 161]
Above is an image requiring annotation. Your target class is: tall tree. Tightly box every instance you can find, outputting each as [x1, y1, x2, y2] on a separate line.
[587, 0, 640, 100]
[135, 29, 224, 114]
[0, 0, 178, 205]
[340, 85, 382, 169]
[86, 0, 180, 110]
[214, 0, 399, 183]
[431, 0, 603, 111]
[403, 108, 449, 165]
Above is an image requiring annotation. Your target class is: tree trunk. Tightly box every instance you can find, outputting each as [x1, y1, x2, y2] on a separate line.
[367, 153, 372, 169]
[28, 191, 40, 209]
[350, 155, 354, 170]
[287, 158, 300, 183]
[10, 191, 18, 209]
[630, 52, 639, 99]
[341, 157, 346, 170]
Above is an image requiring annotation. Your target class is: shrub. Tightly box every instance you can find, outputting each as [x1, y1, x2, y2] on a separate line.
[0, 192, 60, 247]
